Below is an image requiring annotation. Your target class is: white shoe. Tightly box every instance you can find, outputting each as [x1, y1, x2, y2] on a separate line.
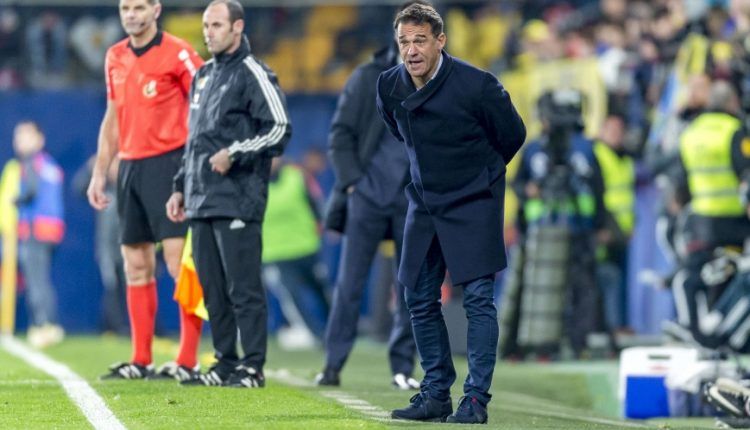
[277, 326, 316, 351]
[45, 324, 65, 346]
[392, 373, 420, 390]
[27, 326, 44, 348]
[27, 324, 64, 349]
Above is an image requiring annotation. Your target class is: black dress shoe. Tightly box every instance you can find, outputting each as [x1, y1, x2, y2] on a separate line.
[314, 368, 340, 386]
[446, 396, 488, 424]
[391, 392, 452, 422]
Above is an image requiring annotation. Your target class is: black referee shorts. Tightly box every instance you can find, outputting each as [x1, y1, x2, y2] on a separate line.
[117, 147, 188, 245]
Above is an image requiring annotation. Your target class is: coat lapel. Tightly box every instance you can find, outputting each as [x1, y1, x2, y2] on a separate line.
[401, 51, 453, 112]
[389, 64, 415, 101]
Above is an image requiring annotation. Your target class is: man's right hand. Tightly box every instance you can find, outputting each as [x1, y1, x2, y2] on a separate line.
[166, 192, 186, 223]
[87, 173, 110, 210]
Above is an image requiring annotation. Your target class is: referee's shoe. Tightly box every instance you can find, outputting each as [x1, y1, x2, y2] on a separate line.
[148, 361, 201, 382]
[100, 362, 154, 380]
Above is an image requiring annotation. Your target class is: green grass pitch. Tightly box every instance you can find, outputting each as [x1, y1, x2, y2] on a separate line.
[0, 335, 722, 429]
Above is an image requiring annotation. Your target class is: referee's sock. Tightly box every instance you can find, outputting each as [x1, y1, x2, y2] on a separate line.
[176, 306, 202, 369]
[127, 280, 158, 366]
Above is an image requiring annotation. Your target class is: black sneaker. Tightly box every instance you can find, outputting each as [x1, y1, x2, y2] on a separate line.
[100, 362, 154, 380]
[226, 365, 265, 388]
[180, 365, 229, 387]
[314, 367, 340, 386]
[705, 378, 750, 417]
[391, 392, 453, 422]
[446, 396, 488, 424]
[148, 361, 201, 382]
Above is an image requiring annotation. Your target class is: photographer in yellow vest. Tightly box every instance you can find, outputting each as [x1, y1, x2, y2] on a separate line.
[594, 114, 635, 338]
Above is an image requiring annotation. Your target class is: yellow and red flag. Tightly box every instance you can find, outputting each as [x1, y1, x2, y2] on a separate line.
[0, 159, 20, 334]
[174, 229, 208, 320]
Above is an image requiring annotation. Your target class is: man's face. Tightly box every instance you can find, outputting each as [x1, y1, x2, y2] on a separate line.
[397, 21, 446, 84]
[203, 4, 240, 56]
[13, 124, 44, 158]
[601, 117, 624, 149]
[119, 0, 160, 37]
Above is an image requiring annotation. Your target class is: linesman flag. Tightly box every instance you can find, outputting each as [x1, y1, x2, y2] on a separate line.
[174, 229, 208, 320]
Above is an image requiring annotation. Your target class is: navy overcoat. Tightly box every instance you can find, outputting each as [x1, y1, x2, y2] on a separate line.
[376, 51, 526, 289]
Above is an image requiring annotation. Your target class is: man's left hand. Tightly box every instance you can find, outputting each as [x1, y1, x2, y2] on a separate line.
[210, 149, 232, 175]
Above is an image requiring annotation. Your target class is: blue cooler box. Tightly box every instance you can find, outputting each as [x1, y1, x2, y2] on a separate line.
[619, 346, 699, 419]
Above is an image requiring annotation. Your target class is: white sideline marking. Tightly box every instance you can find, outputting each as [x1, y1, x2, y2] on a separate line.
[1, 336, 126, 430]
[265, 369, 392, 421]
[320, 391, 391, 420]
[264, 368, 314, 387]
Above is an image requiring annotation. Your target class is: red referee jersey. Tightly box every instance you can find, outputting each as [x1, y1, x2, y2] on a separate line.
[105, 31, 204, 160]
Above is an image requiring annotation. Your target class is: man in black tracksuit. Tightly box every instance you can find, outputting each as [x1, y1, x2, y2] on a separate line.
[167, 0, 290, 388]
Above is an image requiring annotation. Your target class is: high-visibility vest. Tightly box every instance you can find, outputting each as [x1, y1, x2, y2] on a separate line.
[593, 142, 635, 234]
[680, 112, 744, 217]
[262, 165, 320, 263]
[17, 152, 65, 244]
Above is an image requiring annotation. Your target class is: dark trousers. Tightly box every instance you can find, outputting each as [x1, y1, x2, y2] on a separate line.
[263, 253, 330, 338]
[324, 191, 416, 376]
[191, 218, 267, 373]
[597, 248, 628, 331]
[19, 237, 58, 326]
[405, 236, 497, 405]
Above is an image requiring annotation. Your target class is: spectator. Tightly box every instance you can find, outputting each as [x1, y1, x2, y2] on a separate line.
[594, 114, 636, 339]
[263, 157, 330, 350]
[25, 10, 68, 87]
[72, 156, 128, 335]
[0, 8, 23, 89]
[13, 121, 66, 349]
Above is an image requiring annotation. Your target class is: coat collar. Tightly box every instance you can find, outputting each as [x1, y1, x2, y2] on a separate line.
[215, 36, 251, 64]
[391, 50, 453, 112]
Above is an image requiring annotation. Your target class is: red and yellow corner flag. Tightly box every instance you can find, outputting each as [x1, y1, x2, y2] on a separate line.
[0, 159, 20, 334]
[174, 229, 208, 320]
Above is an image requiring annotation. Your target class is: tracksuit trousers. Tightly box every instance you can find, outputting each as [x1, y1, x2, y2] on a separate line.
[191, 218, 267, 374]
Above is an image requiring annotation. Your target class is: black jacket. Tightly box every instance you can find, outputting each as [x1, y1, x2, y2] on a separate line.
[325, 45, 398, 231]
[174, 38, 291, 221]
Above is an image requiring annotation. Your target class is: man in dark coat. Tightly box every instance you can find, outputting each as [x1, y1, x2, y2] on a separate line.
[316, 35, 418, 389]
[376, 3, 526, 424]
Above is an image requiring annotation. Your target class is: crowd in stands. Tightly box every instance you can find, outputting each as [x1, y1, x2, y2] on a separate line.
[0, 0, 702, 96]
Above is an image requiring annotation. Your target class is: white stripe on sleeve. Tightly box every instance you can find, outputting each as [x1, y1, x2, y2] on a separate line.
[228, 57, 289, 155]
